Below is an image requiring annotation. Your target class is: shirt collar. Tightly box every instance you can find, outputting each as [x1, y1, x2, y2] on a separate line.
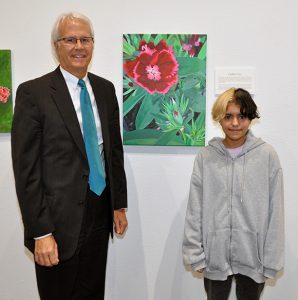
[60, 66, 89, 88]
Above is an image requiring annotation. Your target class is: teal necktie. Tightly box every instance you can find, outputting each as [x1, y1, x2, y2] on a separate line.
[78, 79, 105, 195]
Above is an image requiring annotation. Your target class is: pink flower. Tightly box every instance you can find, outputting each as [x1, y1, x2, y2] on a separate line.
[124, 40, 179, 94]
[181, 35, 202, 57]
[0, 86, 11, 103]
[182, 43, 192, 51]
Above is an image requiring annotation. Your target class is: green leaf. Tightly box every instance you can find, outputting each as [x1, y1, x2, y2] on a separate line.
[123, 129, 162, 145]
[198, 42, 207, 60]
[177, 57, 206, 77]
[142, 34, 151, 43]
[124, 129, 162, 139]
[123, 34, 131, 43]
[151, 93, 164, 105]
[200, 35, 207, 43]
[123, 89, 146, 116]
[182, 75, 201, 89]
[124, 138, 157, 145]
[184, 91, 205, 113]
[196, 111, 205, 129]
[123, 89, 134, 96]
[123, 41, 136, 56]
[155, 130, 180, 145]
[167, 35, 181, 50]
[154, 34, 165, 45]
[135, 94, 160, 129]
[184, 110, 194, 125]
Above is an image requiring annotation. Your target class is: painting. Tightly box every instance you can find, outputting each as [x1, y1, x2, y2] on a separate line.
[123, 34, 206, 146]
[0, 50, 12, 132]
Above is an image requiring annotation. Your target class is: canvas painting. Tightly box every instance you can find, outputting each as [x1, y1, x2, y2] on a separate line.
[0, 50, 13, 132]
[123, 34, 206, 146]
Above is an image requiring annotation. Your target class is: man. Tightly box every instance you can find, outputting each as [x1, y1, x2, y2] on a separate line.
[11, 12, 127, 300]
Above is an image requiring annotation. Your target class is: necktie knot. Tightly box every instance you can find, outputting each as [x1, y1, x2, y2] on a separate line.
[78, 79, 86, 89]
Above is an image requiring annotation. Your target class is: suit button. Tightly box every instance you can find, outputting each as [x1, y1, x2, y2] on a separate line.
[82, 174, 88, 179]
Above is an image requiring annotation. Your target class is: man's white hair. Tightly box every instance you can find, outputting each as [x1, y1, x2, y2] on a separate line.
[51, 12, 94, 61]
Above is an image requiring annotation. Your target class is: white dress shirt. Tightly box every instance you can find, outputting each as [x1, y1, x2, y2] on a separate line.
[60, 66, 105, 175]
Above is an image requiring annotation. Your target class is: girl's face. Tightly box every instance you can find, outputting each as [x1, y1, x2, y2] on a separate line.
[220, 102, 251, 148]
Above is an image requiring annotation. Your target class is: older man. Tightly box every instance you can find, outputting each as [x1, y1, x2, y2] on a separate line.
[11, 12, 127, 300]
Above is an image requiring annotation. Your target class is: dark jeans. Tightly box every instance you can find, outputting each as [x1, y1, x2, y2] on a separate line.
[35, 188, 111, 300]
[204, 274, 265, 300]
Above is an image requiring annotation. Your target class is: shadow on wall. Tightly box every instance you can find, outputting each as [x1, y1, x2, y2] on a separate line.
[0, 219, 39, 299]
[264, 235, 297, 299]
[153, 195, 204, 300]
[105, 154, 149, 300]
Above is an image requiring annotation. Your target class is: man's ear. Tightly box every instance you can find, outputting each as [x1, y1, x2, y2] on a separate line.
[54, 42, 58, 51]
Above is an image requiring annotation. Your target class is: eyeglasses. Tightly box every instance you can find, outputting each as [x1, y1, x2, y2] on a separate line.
[56, 36, 94, 46]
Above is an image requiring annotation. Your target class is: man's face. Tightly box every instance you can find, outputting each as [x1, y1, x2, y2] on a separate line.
[55, 18, 93, 78]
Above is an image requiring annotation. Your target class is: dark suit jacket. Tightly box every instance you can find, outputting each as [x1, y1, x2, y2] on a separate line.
[11, 67, 127, 260]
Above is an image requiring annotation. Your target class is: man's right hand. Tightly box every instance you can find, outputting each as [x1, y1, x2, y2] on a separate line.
[34, 235, 59, 267]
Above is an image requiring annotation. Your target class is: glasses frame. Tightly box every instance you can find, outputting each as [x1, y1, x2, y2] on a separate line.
[56, 36, 94, 46]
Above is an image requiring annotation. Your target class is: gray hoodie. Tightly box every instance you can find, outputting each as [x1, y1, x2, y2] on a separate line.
[183, 131, 284, 283]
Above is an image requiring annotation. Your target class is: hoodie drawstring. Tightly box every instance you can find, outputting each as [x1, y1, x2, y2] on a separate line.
[225, 152, 246, 206]
[240, 153, 246, 203]
[226, 156, 230, 212]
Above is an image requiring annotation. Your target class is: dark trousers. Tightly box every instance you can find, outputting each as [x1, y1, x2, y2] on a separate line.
[204, 274, 265, 300]
[35, 188, 111, 300]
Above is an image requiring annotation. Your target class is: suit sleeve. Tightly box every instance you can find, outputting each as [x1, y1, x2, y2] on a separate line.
[11, 82, 55, 239]
[110, 83, 127, 210]
[182, 152, 206, 271]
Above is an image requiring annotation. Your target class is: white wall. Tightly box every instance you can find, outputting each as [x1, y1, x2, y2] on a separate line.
[1, 0, 297, 299]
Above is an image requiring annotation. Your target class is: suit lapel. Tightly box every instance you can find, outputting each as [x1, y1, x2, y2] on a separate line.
[50, 67, 87, 161]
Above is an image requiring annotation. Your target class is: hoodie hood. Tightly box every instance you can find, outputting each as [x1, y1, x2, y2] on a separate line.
[208, 131, 266, 203]
[208, 130, 265, 158]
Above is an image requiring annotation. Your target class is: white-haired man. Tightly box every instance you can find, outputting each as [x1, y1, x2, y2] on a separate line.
[12, 12, 127, 300]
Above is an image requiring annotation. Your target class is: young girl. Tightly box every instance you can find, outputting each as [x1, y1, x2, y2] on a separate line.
[183, 88, 284, 300]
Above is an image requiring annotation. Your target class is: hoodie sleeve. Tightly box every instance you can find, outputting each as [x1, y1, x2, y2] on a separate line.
[263, 150, 284, 278]
[182, 152, 206, 271]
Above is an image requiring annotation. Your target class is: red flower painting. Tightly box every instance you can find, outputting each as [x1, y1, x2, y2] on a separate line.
[0, 86, 11, 103]
[123, 34, 207, 146]
[124, 40, 179, 94]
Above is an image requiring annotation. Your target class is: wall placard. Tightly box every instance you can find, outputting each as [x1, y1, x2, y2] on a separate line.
[215, 67, 255, 95]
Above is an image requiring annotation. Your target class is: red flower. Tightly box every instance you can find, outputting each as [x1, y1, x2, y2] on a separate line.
[124, 40, 179, 94]
[138, 39, 171, 54]
[0, 86, 11, 103]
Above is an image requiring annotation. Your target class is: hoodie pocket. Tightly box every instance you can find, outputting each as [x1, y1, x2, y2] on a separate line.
[206, 229, 230, 272]
[231, 229, 262, 271]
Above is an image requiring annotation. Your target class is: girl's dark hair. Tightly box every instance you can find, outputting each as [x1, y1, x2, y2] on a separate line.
[234, 88, 260, 120]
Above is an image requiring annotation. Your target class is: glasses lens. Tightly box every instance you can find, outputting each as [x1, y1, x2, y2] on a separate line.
[65, 37, 77, 44]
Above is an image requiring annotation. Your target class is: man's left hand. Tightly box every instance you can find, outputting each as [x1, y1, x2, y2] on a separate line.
[114, 209, 128, 235]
